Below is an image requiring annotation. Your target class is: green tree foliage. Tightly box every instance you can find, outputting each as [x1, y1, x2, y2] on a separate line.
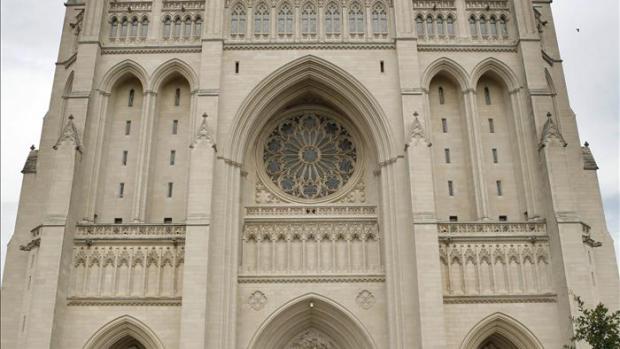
[564, 296, 620, 349]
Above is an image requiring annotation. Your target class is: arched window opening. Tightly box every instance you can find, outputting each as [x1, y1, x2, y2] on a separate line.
[489, 16, 498, 38]
[416, 15, 425, 36]
[447, 15, 455, 36]
[120, 17, 129, 38]
[140, 17, 149, 38]
[500, 16, 508, 37]
[436, 15, 445, 36]
[130, 17, 139, 38]
[372, 4, 388, 35]
[301, 4, 317, 34]
[479, 16, 488, 36]
[469, 15, 477, 36]
[231, 4, 247, 35]
[325, 3, 341, 34]
[426, 15, 434, 37]
[110, 17, 119, 39]
[173, 17, 182, 38]
[278, 4, 294, 34]
[348, 2, 365, 35]
[194, 16, 203, 37]
[183, 16, 192, 38]
[438, 86, 445, 105]
[128, 89, 135, 107]
[163, 16, 172, 38]
[255, 4, 270, 35]
[174, 88, 181, 106]
[484, 86, 491, 105]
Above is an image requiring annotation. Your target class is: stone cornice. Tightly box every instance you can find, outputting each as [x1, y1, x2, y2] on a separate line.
[238, 274, 385, 283]
[101, 45, 202, 55]
[443, 294, 557, 304]
[223, 42, 396, 50]
[67, 297, 182, 306]
[417, 43, 517, 53]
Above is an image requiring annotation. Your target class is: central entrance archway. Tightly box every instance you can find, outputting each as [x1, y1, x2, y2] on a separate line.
[249, 294, 375, 349]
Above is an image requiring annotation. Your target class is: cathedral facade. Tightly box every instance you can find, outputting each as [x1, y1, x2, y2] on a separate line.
[1, 0, 619, 348]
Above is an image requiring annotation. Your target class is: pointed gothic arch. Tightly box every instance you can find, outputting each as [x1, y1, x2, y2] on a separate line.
[248, 293, 376, 349]
[82, 315, 164, 349]
[459, 312, 543, 349]
[149, 58, 199, 92]
[99, 60, 148, 93]
[227, 54, 396, 163]
[470, 57, 521, 92]
[421, 57, 470, 92]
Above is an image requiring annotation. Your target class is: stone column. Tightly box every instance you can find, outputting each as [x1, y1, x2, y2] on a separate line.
[131, 90, 157, 222]
[179, 115, 217, 349]
[405, 113, 448, 348]
[463, 89, 490, 220]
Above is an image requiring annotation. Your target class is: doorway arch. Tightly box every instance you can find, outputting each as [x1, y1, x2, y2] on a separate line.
[82, 315, 164, 349]
[459, 313, 543, 349]
[248, 293, 376, 349]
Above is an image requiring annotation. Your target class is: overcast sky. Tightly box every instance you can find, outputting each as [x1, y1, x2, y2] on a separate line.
[1, 1, 619, 278]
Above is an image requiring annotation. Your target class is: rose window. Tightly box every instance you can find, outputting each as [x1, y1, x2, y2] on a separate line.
[263, 112, 357, 200]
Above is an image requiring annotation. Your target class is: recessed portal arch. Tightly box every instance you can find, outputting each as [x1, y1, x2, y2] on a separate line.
[82, 315, 164, 349]
[248, 293, 376, 349]
[459, 313, 543, 349]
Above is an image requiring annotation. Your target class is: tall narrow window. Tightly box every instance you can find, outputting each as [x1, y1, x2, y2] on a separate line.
[170, 150, 176, 165]
[372, 4, 387, 35]
[380, 60, 384, 73]
[479, 16, 487, 36]
[130, 17, 139, 37]
[444, 148, 451, 164]
[174, 88, 181, 106]
[184, 16, 193, 39]
[492, 148, 498, 163]
[173, 17, 182, 38]
[255, 4, 270, 35]
[120, 17, 129, 38]
[447, 16, 455, 36]
[119, 183, 125, 198]
[325, 3, 341, 34]
[469, 16, 477, 36]
[436, 16, 444, 36]
[235, 61, 240, 73]
[484, 86, 491, 105]
[140, 17, 149, 38]
[172, 120, 179, 135]
[231, 4, 247, 35]
[438, 86, 445, 104]
[500, 16, 508, 37]
[441, 118, 448, 133]
[489, 16, 498, 37]
[488, 118, 495, 133]
[301, 4, 317, 34]
[167, 182, 174, 198]
[194, 16, 203, 37]
[128, 89, 135, 107]
[122, 150, 128, 166]
[416, 16, 425, 36]
[110, 17, 119, 38]
[278, 4, 294, 34]
[426, 16, 434, 37]
[125, 120, 132, 135]
[448, 180, 454, 196]
[348, 3, 364, 35]
[163, 16, 172, 38]
[496, 180, 503, 196]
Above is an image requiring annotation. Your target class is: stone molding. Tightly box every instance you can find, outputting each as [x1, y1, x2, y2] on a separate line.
[75, 224, 186, 240]
[443, 294, 557, 304]
[238, 274, 385, 283]
[67, 297, 182, 306]
[245, 205, 377, 218]
[417, 44, 517, 53]
[101, 45, 202, 55]
[223, 42, 396, 50]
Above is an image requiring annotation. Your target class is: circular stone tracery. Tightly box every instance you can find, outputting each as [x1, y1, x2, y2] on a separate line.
[263, 112, 357, 200]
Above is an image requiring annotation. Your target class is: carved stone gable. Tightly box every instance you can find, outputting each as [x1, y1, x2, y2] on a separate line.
[190, 113, 216, 149]
[539, 113, 567, 149]
[54, 115, 82, 151]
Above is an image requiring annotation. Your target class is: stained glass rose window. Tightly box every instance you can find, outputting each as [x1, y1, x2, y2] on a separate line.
[263, 112, 357, 200]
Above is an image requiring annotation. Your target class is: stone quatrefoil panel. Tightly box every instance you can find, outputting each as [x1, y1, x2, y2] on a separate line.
[263, 112, 357, 201]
